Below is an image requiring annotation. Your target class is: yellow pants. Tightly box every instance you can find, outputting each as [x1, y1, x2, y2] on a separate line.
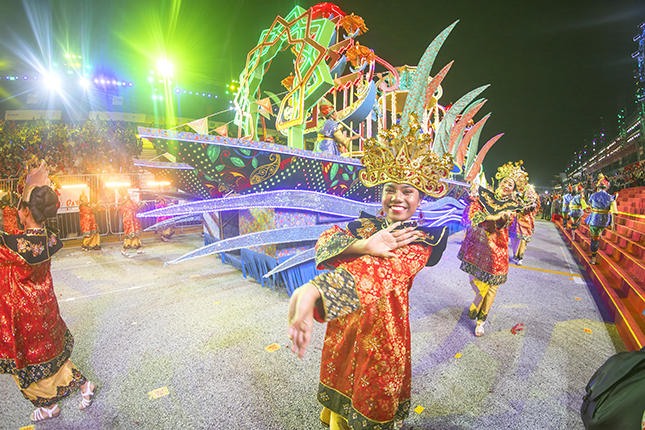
[13, 359, 85, 407]
[123, 237, 142, 249]
[82, 233, 101, 249]
[321, 407, 351, 430]
[468, 275, 499, 322]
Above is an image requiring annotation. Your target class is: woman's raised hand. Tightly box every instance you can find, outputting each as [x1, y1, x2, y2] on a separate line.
[287, 284, 318, 359]
[361, 222, 423, 258]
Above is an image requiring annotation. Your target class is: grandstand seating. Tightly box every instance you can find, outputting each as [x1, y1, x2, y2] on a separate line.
[557, 186, 645, 351]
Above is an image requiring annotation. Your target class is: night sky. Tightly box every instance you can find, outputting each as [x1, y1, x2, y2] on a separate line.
[1, 0, 644, 187]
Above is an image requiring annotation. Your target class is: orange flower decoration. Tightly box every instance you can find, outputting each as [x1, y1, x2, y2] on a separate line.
[281, 75, 295, 90]
[345, 43, 374, 68]
[340, 13, 368, 35]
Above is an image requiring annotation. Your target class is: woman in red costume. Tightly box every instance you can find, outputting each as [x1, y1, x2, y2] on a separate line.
[79, 191, 101, 251]
[118, 187, 144, 256]
[287, 121, 451, 430]
[458, 161, 528, 336]
[0, 162, 95, 422]
[509, 184, 539, 266]
[1, 191, 21, 234]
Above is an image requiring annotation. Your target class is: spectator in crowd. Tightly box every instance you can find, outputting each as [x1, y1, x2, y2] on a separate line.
[0, 119, 143, 179]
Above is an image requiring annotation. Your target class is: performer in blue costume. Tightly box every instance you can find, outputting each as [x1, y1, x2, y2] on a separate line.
[585, 174, 616, 265]
[315, 105, 360, 156]
[561, 184, 574, 229]
[568, 183, 587, 240]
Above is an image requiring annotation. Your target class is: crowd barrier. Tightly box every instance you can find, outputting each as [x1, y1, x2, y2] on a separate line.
[50, 200, 203, 241]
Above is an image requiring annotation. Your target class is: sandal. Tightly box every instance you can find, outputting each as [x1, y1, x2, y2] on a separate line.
[121, 249, 129, 257]
[136, 248, 145, 254]
[475, 320, 485, 337]
[79, 381, 95, 410]
[31, 404, 60, 422]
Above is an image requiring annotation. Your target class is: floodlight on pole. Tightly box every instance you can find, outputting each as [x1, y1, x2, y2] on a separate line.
[157, 59, 173, 77]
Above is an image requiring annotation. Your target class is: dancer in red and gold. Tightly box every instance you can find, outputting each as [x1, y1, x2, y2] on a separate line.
[458, 161, 528, 336]
[0, 162, 95, 422]
[79, 191, 101, 251]
[509, 184, 539, 266]
[1, 191, 21, 234]
[118, 188, 144, 256]
[287, 119, 451, 430]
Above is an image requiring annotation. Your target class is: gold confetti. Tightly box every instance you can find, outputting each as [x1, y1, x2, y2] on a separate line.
[132, 322, 137, 325]
[148, 386, 170, 400]
[575, 297, 582, 301]
[584, 328, 592, 334]
[214, 302, 220, 305]
[190, 274, 200, 278]
[20, 426, 35, 430]
[455, 353, 462, 358]
[265, 343, 281, 352]
[414, 405, 425, 414]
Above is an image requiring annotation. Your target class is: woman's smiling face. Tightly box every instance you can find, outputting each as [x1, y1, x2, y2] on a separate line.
[381, 182, 422, 223]
[497, 177, 516, 198]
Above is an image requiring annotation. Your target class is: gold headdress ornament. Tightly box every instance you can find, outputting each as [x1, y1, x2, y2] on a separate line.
[19, 159, 51, 204]
[597, 173, 610, 188]
[359, 115, 454, 197]
[79, 190, 88, 203]
[523, 184, 537, 202]
[495, 160, 529, 193]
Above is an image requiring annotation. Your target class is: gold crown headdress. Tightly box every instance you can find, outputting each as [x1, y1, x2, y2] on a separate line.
[495, 160, 529, 193]
[359, 116, 454, 197]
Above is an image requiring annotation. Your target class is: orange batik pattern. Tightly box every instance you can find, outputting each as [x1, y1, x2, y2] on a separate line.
[310, 216, 440, 429]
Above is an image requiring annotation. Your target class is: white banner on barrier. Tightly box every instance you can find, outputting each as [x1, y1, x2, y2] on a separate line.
[57, 186, 90, 214]
[5, 110, 62, 120]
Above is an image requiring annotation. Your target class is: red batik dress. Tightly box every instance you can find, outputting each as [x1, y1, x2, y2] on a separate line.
[457, 195, 514, 285]
[79, 203, 101, 250]
[510, 201, 540, 243]
[119, 197, 142, 249]
[0, 228, 87, 407]
[311, 215, 448, 429]
[3, 206, 20, 234]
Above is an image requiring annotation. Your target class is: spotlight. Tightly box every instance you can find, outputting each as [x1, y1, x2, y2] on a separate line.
[208, 94, 211, 97]
[148, 76, 154, 83]
[100, 79, 105, 84]
[152, 95, 157, 100]
[189, 91, 192, 95]
[80, 78, 89, 88]
[44, 73, 60, 89]
[202, 93, 205, 96]
[157, 59, 173, 77]
[23, 76, 27, 80]
[94, 78, 98, 83]
[128, 82, 133, 86]
[122, 81, 126, 86]
[175, 88, 180, 93]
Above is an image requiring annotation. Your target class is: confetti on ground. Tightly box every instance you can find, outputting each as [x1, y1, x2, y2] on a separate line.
[569, 277, 574, 281]
[414, 405, 425, 414]
[511, 323, 524, 335]
[131, 322, 137, 325]
[214, 302, 220, 305]
[265, 343, 281, 352]
[584, 328, 592, 334]
[20, 426, 35, 430]
[190, 274, 200, 278]
[148, 386, 170, 400]
[454, 353, 462, 358]
[575, 297, 582, 301]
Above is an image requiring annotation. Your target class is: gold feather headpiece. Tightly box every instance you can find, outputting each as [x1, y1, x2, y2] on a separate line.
[359, 116, 454, 197]
[495, 160, 529, 193]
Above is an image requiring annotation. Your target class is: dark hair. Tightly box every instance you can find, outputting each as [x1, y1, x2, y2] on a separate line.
[20, 186, 59, 223]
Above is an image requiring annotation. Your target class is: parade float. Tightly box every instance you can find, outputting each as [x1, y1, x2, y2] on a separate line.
[135, 3, 503, 294]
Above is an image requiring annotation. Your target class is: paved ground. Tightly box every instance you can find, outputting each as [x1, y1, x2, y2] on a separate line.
[0, 220, 625, 429]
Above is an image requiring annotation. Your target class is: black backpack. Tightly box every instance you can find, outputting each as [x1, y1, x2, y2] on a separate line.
[581, 346, 645, 429]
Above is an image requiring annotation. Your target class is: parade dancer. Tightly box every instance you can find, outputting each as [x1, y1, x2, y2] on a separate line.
[0, 162, 95, 422]
[118, 188, 144, 256]
[561, 184, 574, 229]
[1, 191, 20, 234]
[510, 184, 539, 266]
[568, 183, 587, 240]
[287, 119, 451, 430]
[458, 161, 528, 336]
[79, 191, 101, 251]
[315, 104, 360, 156]
[584, 174, 616, 265]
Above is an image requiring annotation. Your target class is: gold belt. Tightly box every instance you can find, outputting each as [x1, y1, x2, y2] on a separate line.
[592, 209, 610, 214]
[570, 205, 581, 209]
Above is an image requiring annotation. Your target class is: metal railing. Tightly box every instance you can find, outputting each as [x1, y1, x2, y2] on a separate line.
[51, 200, 203, 241]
